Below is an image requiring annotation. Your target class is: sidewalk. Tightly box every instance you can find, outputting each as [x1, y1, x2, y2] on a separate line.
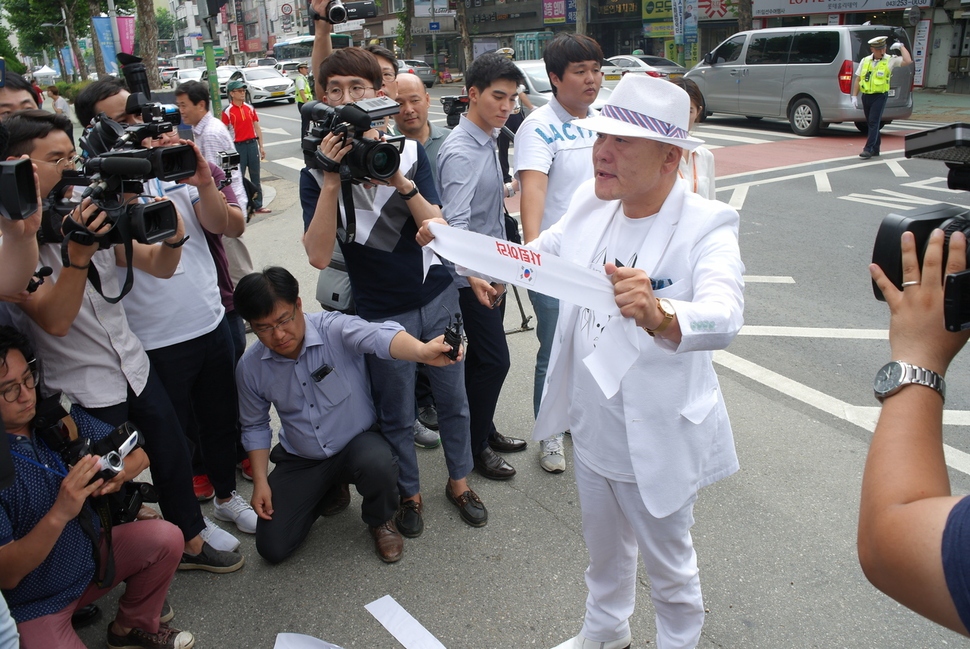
[911, 87, 970, 122]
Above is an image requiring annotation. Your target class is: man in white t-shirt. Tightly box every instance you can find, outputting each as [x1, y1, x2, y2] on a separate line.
[513, 32, 604, 473]
[529, 74, 744, 649]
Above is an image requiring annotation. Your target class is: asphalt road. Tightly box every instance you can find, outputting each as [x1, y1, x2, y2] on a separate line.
[73, 90, 970, 648]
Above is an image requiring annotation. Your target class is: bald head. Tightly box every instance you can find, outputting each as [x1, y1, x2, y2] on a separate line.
[394, 73, 431, 141]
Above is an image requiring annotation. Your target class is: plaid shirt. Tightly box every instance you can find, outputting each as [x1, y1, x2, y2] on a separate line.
[193, 111, 247, 213]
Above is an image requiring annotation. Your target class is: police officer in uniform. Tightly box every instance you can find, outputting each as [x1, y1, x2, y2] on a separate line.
[851, 35, 912, 159]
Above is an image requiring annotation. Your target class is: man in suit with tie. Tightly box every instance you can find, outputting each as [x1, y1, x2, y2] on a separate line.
[529, 74, 745, 649]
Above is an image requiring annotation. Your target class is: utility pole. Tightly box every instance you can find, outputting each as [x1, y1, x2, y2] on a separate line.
[106, 0, 123, 64]
[201, 14, 222, 114]
[430, 0, 438, 74]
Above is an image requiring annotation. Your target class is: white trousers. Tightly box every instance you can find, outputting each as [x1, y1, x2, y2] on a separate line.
[575, 453, 704, 649]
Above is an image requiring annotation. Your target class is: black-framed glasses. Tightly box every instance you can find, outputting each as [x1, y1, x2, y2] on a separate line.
[251, 309, 297, 336]
[326, 85, 374, 102]
[1, 370, 38, 403]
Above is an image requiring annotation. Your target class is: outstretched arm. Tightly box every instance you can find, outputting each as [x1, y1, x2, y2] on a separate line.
[860, 229, 970, 637]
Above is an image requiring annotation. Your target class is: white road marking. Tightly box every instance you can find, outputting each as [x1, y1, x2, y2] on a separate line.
[838, 189, 951, 210]
[366, 595, 447, 649]
[271, 157, 307, 170]
[738, 326, 885, 339]
[263, 138, 301, 147]
[886, 159, 908, 177]
[718, 153, 905, 187]
[714, 350, 970, 476]
[692, 131, 772, 145]
[815, 172, 831, 192]
[728, 185, 748, 209]
[260, 113, 302, 123]
[260, 127, 290, 135]
[901, 177, 965, 193]
[838, 195, 917, 209]
[696, 123, 802, 139]
[743, 276, 795, 283]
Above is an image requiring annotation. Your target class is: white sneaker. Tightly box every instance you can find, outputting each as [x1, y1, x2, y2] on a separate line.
[539, 434, 566, 474]
[572, 633, 632, 649]
[212, 491, 258, 534]
[200, 516, 240, 552]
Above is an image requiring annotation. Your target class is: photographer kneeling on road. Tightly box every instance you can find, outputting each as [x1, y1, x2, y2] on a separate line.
[0, 326, 194, 649]
[862, 228, 970, 637]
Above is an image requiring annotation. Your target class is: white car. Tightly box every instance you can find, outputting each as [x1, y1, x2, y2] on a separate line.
[229, 67, 295, 105]
[201, 66, 242, 96]
[168, 68, 203, 89]
[514, 60, 614, 110]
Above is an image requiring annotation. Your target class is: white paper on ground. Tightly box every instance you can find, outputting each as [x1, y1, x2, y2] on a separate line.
[422, 223, 640, 398]
[365, 595, 447, 649]
[273, 633, 344, 649]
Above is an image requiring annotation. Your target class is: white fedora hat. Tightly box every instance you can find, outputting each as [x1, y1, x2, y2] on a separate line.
[574, 74, 704, 151]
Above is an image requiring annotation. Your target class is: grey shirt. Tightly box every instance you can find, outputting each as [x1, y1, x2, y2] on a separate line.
[423, 122, 450, 186]
[435, 114, 507, 288]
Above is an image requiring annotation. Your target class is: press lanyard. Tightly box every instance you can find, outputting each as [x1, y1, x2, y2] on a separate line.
[8, 436, 68, 478]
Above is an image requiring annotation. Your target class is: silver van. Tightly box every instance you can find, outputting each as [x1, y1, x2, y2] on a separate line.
[684, 25, 913, 136]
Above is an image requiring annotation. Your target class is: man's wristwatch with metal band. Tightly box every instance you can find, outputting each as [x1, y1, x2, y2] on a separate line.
[644, 298, 675, 337]
[873, 360, 946, 404]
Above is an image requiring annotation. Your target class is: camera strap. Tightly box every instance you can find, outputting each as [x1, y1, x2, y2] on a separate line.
[59, 229, 136, 305]
[339, 175, 356, 244]
[77, 499, 117, 589]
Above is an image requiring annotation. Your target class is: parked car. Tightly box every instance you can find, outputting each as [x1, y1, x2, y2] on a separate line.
[228, 67, 295, 105]
[684, 25, 914, 136]
[513, 59, 613, 111]
[201, 66, 242, 96]
[168, 68, 203, 89]
[397, 59, 437, 88]
[607, 54, 687, 80]
[246, 57, 278, 68]
[599, 59, 624, 89]
[276, 60, 308, 80]
[159, 66, 179, 86]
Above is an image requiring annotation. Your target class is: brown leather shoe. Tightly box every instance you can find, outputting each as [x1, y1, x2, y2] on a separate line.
[369, 520, 404, 563]
[474, 447, 516, 480]
[136, 505, 163, 521]
[320, 483, 351, 517]
[488, 431, 527, 453]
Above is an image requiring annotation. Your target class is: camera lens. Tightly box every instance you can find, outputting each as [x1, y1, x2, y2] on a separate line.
[365, 143, 400, 180]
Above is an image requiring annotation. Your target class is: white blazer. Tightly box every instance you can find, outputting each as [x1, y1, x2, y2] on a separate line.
[531, 178, 745, 518]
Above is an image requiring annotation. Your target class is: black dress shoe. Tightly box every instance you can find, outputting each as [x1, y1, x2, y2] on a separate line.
[71, 604, 101, 629]
[488, 431, 527, 453]
[319, 483, 351, 517]
[475, 447, 516, 480]
[445, 481, 487, 527]
[395, 499, 424, 538]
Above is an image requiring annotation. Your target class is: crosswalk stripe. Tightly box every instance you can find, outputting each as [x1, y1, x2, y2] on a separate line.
[272, 157, 307, 170]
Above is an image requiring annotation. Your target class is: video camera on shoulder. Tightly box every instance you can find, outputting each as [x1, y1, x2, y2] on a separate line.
[872, 123, 970, 331]
[301, 97, 405, 181]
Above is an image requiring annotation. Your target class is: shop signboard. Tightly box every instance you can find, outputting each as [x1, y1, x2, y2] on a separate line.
[752, 0, 929, 17]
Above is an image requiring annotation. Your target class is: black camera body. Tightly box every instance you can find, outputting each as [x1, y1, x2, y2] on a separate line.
[314, 0, 377, 24]
[440, 94, 469, 128]
[872, 123, 970, 331]
[301, 98, 405, 181]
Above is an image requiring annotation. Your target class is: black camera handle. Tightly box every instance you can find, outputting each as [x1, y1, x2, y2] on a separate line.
[339, 173, 357, 244]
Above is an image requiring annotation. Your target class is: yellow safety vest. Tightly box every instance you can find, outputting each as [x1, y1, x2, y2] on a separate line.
[859, 56, 892, 94]
[295, 74, 312, 103]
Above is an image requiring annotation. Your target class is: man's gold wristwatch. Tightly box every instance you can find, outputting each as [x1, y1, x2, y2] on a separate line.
[644, 298, 675, 337]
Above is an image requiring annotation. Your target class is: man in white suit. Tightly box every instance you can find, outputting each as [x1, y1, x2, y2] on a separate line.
[532, 74, 745, 649]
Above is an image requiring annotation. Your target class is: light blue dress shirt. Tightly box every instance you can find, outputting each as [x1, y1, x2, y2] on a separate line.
[236, 311, 403, 459]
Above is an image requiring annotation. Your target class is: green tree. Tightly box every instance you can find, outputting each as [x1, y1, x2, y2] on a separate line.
[156, 6, 175, 40]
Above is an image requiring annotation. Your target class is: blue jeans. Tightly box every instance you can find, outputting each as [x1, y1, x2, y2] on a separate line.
[528, 290, 560, 419]
[365, 285, 473, 497]
[862, 92, 888, 155]
[236, 138, 262, 209]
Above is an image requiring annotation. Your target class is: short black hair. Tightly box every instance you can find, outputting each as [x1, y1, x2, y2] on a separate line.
[175, 80, 210, 111]
[0, 326, 35, 372]
[465, 52, 524, 94]
[318, 47, 383, 91]
[234, 267, 300, 322]
[3, 72, 40, 107]
[365, 45, 398, 76]
[544, 34, 605, 96]
[74, 77, 127, 127]
[4, 109, 73, 158]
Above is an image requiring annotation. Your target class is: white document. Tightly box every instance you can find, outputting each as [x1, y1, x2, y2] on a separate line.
[365, 595, 447, 649]
[273, 633, 344, 649]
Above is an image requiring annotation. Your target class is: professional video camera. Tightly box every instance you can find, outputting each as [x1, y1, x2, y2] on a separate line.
[872, 123, 970, 331]
[311, 0, 377, 24]
[0, 112, 40, 221]
[301, 97, 405, 181]
[440, 93, 469, 128]
[40, 53, 198, 302]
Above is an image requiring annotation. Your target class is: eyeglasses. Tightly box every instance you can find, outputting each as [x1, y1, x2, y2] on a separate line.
[1, 371, 38, 403]
[31, 154, 81, 172]
[326, 85, 374, 102]
[251, 309, 297, 336]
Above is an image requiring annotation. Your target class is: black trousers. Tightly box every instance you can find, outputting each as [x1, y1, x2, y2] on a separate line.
[458, 286, 510, 455]
[862, 92, 888, 155]
[147, 318, 240, 500]
[255, 431, 399, 564]
[84, 366, 206, 542]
